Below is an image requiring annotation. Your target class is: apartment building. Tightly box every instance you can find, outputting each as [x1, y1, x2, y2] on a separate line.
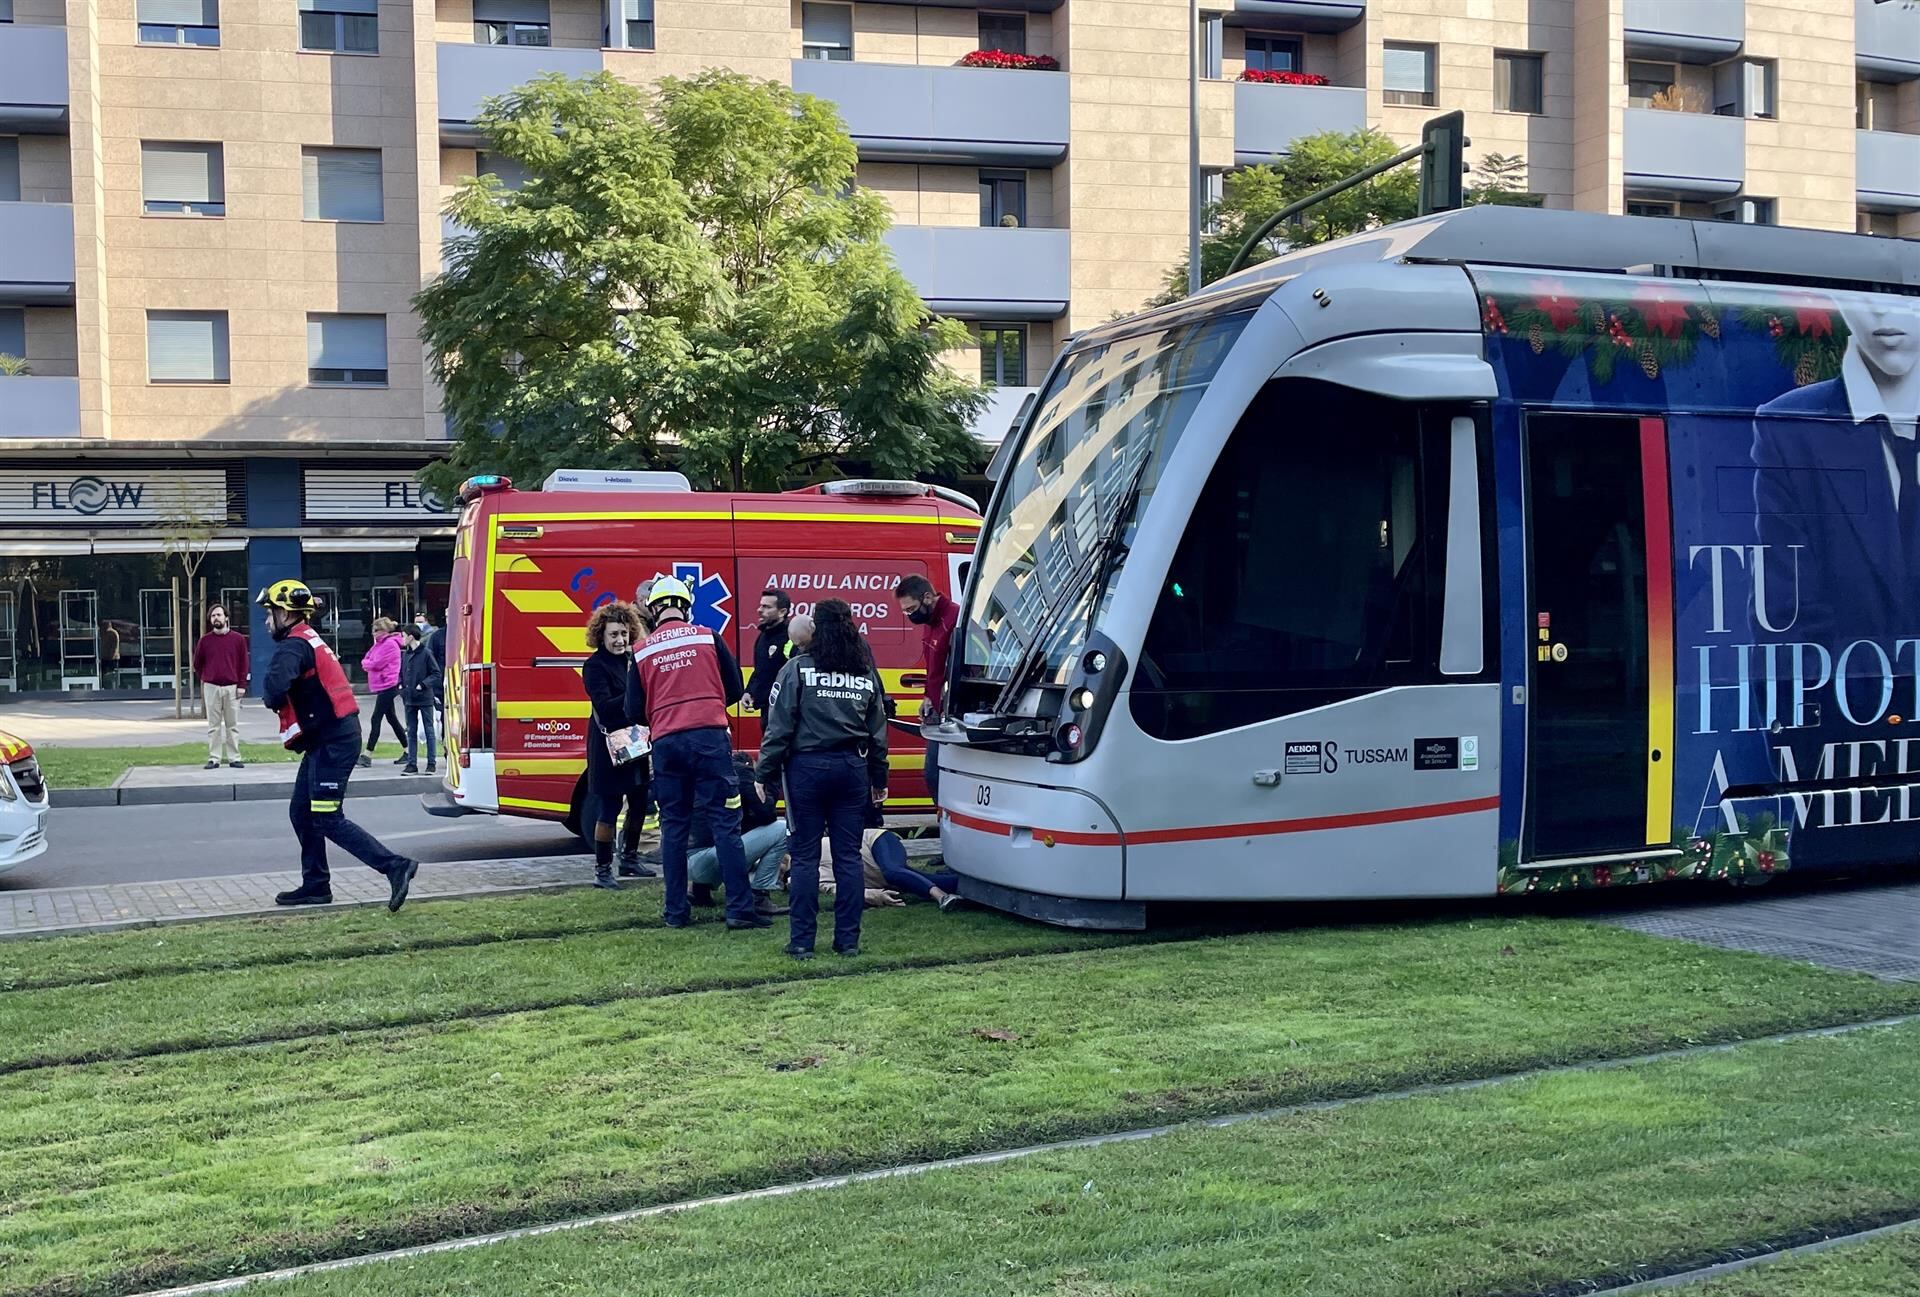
[0, 0, 1915, 693]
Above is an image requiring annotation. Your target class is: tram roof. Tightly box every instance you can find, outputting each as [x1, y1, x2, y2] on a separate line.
[1068, 207, 1919, 357]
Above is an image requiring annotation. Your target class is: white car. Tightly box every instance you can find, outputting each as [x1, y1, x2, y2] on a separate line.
[0, 730, 49, 872]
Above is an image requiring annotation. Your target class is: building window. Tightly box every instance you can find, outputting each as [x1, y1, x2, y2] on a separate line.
[307, 314, 389, 387]
[979, 11, 1025, 55]
[141, 141, 225, 216]
[0, 0, 11, 21]
[1627, 59, 1677, 108]
[1858, 79, 1898, 131]
[979, 325, 1027, 387]
[1859, 210, 1899, 237]
[1383, 42, 1436, 107]
[0, 137, 17, 203]
[147, 311, 230, 384]
[1494, 51, 1543, 114]
[622, 0, 653, 49]
[1713, 197, 1775, 225]
[137, 0, 218, 46]
[475, 0, 550, 47]
[801, 3, 852, 61]
[476, 150, 531, 190]
[980, 170, 1027, 228]
[299, 0, 378, 53]
[1201, 13, 1223, 79]
[1627, 200, 1677, 218]
[1244, 32, 1302, 76]
[1201, 168, 1225, 233]
[1715, 58, 1774, 119]
[0, 308, 25, 360]
[302, 147, 383, 222]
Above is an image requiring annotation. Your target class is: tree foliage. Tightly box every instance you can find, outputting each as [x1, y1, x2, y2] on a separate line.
[417, 71, 985, 493]
[1154, 133, 1538, 306]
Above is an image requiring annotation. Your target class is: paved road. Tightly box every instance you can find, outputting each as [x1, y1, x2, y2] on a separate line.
[2, 794, 581, 891]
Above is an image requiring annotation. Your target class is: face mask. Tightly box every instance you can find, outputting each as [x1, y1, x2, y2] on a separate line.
[906, 606, 932, 625]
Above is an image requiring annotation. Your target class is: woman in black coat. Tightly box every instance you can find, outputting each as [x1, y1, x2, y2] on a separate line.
[582, 601, 655, 889]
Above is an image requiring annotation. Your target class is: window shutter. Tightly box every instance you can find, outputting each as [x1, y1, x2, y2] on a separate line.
[307, 315, 387, 371]
[802, 2, 851, 46]
[303, 148, 383, 221]
[624, 0, 653, 18]
[147, 312, 230, 382]
[472, 0, 548, 22]
[297, 0, 377, 11]
[0, 138, 19, 204]
[142, 142, 223, 205]
[137, 0, 217, 25]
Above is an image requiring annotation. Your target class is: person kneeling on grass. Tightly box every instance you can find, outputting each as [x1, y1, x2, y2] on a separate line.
[690, 751, 788, 920]
[779, 826, 965, 912]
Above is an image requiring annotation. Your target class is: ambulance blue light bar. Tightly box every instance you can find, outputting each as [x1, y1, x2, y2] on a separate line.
[457, 475, 513, 503]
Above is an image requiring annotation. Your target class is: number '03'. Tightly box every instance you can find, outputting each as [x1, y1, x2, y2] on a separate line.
[975, 785, 992, 807]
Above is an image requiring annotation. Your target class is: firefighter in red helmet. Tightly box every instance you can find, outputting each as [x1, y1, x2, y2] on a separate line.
[257, 579, 418, 911]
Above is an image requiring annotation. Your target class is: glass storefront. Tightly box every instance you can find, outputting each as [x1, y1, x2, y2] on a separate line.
[0, 552, 249, 693]
[301, 546, 454, 672]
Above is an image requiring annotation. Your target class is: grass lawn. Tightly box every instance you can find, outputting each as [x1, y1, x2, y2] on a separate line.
[233, 1022, 1920, 1297]
[36, 741, 296, 788]
[1670, 1229, 1920, 1295]
[2, 919, 1913, 1297]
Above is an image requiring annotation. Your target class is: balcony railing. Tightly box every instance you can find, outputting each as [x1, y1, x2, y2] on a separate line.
[885, 225, 1069, 321]
[1624, 0, 1743, 61]
[0, 25, 70, 132]
[1623, 107, 1744, 199]
[0, 203, 76, 305]
[1858, 129, 1920, 213]
[1233, 81, 1365, 166]
[792, 59, 1068, 168]
[437, 42, 605, 146]
[1857, 0, 1920, 81]
[0, 377, 82, 440]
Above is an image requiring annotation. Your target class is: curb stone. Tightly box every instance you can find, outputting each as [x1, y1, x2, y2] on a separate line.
[56, 774, 421, 809]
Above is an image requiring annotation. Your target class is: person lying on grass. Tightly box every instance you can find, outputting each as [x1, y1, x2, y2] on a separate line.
[778, 827, 965, 912]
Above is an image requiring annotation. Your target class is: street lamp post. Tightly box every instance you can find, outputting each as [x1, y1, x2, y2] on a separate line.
[1188, 0, 1202, 297]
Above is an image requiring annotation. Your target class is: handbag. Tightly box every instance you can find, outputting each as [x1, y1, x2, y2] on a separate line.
[603, 722, 651, 766]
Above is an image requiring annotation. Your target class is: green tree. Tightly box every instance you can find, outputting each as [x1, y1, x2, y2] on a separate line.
[1154, 129, 1419, 305]
[417, 71, 984, 494]
[1467, 152, 1540, 207]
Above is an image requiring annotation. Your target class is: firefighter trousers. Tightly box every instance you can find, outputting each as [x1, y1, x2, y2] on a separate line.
[652, 726, 751, 926]
[292, 723, 409, 894]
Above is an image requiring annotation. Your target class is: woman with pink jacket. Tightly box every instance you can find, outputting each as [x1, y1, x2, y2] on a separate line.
[357, 617, 403, 769]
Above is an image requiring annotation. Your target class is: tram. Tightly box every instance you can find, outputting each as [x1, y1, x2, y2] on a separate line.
[933, 206, 1920, 928]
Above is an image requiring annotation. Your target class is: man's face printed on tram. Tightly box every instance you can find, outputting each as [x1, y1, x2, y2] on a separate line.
[1839, 296, 1920, 384]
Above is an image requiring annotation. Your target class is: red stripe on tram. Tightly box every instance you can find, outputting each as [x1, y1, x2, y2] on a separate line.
[944, 795, 1501, 847]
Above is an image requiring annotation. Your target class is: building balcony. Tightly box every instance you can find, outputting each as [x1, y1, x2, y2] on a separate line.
[1858, 0, 1920, 81]
[1625, 0, 1743, 62]
[1226, 1, 1365, 33]
[437, 42, 605, 147]
[885, 225, 1068, 321]
[1623, 108, 1744, 199]
[792, 59, 1067, 168]
[0, 376, 82, 439]
[969, 385, 1037, 447]
[1859, 129, 1920, 213]
[0, 25, 69, 133]
[1233, 81, 1365, 166]
[0, 204, 75, 306]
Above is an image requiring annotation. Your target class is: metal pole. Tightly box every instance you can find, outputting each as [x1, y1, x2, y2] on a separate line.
[1224, 140, 1424, 277]
[1187, 0, 1202, 297]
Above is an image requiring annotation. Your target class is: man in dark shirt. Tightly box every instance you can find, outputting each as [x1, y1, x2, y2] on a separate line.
[896, 574, 960, 802]
[747, 588, 792, 713]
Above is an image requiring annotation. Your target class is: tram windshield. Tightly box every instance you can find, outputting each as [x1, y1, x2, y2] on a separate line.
[960, 300, 1257, 690]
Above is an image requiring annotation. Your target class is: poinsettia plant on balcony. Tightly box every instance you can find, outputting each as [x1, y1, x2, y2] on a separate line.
[959, 49, 1061, 71]
[1238, 69, 1331, 86]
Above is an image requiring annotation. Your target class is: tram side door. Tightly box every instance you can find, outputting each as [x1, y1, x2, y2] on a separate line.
[1523, 413, 1673, 863]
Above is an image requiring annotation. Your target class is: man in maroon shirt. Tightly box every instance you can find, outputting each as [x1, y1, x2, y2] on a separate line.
[192, 603, 250, 769]
[896, 574, 959, 804]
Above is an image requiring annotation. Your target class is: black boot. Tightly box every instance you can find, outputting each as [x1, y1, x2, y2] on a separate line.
[690, 883, 718, 907]
[593, 840, 620, 890]
[754, 889, 789, 918]
[386, 859, 418, 913]
[617, 846, 656, 878]
[275, 886, 332, 906]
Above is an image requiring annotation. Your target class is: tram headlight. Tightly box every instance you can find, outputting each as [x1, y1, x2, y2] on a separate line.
[1069, 686, 1095, 712]
[1060, 722, 1084, 750]
[1084, 650, 1107, 674]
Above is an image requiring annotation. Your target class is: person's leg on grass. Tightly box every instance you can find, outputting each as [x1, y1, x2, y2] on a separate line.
[827, 755, 867, 953]
[784, 756, 829, 955]
[651, 735, 695, 926]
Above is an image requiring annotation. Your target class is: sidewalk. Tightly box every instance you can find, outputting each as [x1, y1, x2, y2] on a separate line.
[0, 837, 946, 938]
[0, 696, 382, 749]
[62, 758, 426, 808]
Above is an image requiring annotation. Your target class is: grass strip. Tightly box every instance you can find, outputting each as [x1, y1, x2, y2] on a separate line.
[1659, 1227, 1920, 1295]
[38, 743, 296, 789]
[0, 890, 687, 991]
[3, 921, 1916, 1297]
[0, 899, 1144, 1071]
[235, 1021, 1920, 1297]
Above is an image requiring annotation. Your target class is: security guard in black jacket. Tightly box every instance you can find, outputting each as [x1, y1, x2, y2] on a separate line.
[756, 598, 889, 959]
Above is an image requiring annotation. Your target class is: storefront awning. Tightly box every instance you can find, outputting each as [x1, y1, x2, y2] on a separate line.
[0, 540, 90, 556]
[302, 537, 422, 553]
[90, 537, 248, 554]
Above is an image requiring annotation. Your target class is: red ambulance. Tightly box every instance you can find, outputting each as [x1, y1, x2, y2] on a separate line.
[430, 469, 981, 839]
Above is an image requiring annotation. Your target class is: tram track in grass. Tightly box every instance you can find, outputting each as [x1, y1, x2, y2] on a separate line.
[1593, 1221, 1920, 1295]
[104, 1016, 1920, 1297]
[5, 923, 1919, 1297]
